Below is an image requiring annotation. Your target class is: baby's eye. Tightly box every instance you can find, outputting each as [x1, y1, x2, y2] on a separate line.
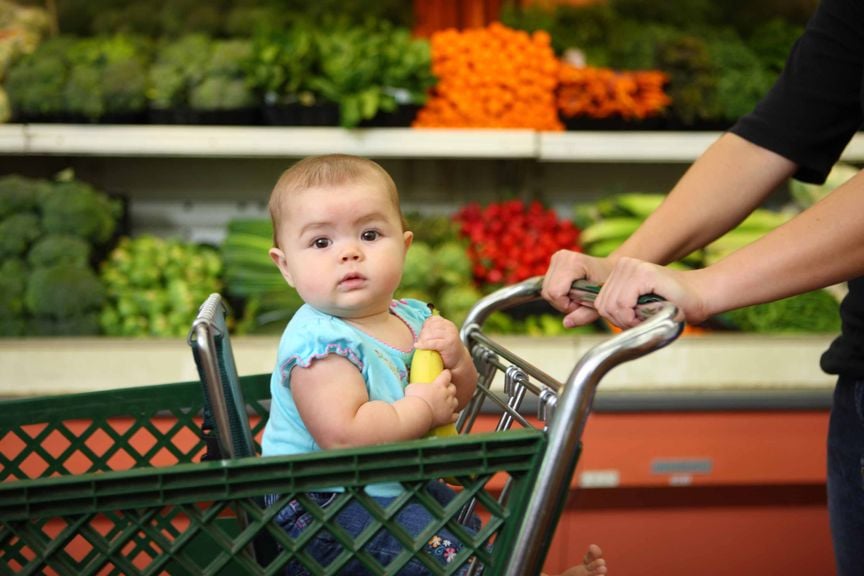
[361, 230, 380, 242]
[312, 237, 331, 249]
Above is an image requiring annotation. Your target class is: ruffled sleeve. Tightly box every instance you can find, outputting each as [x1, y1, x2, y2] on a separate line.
[274, 305, 365, 385]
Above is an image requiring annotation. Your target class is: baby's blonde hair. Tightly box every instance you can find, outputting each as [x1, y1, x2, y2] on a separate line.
[268, 154, 405, 248]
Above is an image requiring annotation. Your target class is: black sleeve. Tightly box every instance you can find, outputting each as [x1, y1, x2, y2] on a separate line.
[729, 0, 864, 184]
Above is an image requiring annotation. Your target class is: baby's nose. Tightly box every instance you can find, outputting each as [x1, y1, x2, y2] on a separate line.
[341, 246, 361, 261]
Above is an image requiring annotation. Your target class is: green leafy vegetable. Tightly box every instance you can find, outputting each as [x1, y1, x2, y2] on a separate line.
[722, 290, 841, 333]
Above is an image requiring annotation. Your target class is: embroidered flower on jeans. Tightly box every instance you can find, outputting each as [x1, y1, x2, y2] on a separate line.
[444, 547, 457, 563]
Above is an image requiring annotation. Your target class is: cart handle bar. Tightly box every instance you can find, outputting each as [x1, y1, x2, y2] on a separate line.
[459, 276, 683, 576]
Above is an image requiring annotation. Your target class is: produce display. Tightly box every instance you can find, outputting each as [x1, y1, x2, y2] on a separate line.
[220, 218, 304, 334]
[149, 35, 256, 122]
[6, 35, 151, 123]
[0, 172, 122, 336]
[398, 214, 478, 329]
[4, 18, 433, 128]
[99, 235, 222, 337]
[0, 0, 50, 123]
[454, 199, 580, 286]
[702, 208, 793, 266]
[248, 19, 434, 128]
[502, 2, 805, 127]
[577, 193, 670, 259]
[413, 23, 563, 130]
[0, 1, 810, 129]
[0, 167, 844, 338]
[575, 192, 793, 269]
[557, 64, 670, 121]
[720, 290, 841, 333]
[789, 162, 859, 209]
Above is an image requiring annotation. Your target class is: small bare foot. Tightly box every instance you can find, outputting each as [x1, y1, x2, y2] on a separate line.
[547, 544, 607, 576]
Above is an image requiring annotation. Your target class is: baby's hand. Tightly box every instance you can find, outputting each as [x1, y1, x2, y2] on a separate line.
[415, 315, 463, 370]
[405, 369, 458, 427]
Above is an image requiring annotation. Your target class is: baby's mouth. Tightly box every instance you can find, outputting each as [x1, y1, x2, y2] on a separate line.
[338, 272, 366, 289]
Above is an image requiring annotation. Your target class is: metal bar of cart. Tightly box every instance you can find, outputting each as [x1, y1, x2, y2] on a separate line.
[460, 276, 683, 575]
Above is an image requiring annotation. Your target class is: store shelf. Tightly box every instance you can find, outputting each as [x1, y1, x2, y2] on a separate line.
[0, 124, 538, 159]
[0, 333, 835, 399]
[539, 131, 719, 162]
[3, 124, 864, 162]
[540, 131, 864, 162]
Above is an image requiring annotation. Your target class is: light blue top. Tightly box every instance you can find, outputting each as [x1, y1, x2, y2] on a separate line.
[262, 298, 431, 497]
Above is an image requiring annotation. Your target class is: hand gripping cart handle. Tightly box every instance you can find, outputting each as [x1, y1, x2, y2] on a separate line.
[457, 277, 683, 575]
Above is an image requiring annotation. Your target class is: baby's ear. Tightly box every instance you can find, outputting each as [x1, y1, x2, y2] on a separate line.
[269, 247, 295, 287]
[403, 230, 414, 251]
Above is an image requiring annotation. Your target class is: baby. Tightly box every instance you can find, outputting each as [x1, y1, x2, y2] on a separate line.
[262, 153, 606, 575]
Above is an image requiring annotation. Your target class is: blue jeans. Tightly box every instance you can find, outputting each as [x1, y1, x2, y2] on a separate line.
[270, 481, 482, 575]
[827, 377, 864, 576]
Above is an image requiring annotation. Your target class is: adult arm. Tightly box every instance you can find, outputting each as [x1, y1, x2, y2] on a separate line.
[543, 133, 797, 326]
[597, 166, 864, 327]
[544, 0, 864, 327]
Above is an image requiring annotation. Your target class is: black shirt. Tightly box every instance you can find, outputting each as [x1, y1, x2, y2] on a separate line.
[728, 0, 864, 376]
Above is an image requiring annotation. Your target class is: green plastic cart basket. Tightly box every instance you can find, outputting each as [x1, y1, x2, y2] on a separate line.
[0, 278, 681, 575]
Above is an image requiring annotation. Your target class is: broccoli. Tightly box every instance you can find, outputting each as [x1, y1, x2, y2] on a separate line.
[28, 234, 91, 269]
[0, 175, 48, 219]
[0, 212, 40, 259]
[5, 36, 73, 118]
[0, 258, 27, 320]
[25, 264, 106, 321]
[40, 179, 122, 245]
[148, 34, 212, 109]
[64, 63, 104, 120]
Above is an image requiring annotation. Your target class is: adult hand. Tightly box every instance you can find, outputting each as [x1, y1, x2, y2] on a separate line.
[595, 257, 708, 328]
[541, 250, 614, 327]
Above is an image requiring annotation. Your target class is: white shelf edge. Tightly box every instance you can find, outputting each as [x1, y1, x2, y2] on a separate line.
[2, 124, 862, 162]
[540, 131, 864, 163]
[1, 125, 537, 159]
[539, 131, 719, 162]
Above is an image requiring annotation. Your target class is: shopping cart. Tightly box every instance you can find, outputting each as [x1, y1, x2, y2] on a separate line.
[0, 278, 681, 575]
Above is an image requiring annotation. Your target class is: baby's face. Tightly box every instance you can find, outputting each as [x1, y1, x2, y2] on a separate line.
[269, 182, 412, 319]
